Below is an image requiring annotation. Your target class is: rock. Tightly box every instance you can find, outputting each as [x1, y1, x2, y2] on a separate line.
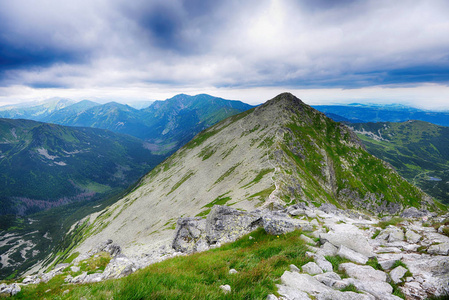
[84, 273, 104, 283]
[229, 269, 238, 274]
[207, 205, 262, 243]
[339, 263, 387, 282]
[379, 259, 398, 270]
[310, 219, 319, 226]
[63, 289, 69, 295]
[401, 207, 427, 218]
[219, 284, 231, 294]
[277, 285, 311, 300]
[172, 217, 207, 253]
[352, 280, 400, 300]
[337, 245, 368, 264]
[375, 226, 404, 243]
[71, 272, 87, 284]
[266, 294, 279, 300]
[313, 272, 341, 287]
[95, 239, 121, 257]
[64, 275, 73, 283]
[317, 242, 338, 256]
[333, 278, 355, 289]
[102, 254, 136, 279]
[300, 234, 316, 245]
[302, 262, 323, 275]
[22, 275, 40, 285]
[319, 203, 338, 214]
[280, 272, 333, 295]
[262, 213, 302, 235]
[0, 283, 21, 296]
[289, 264, 300, 272]
[315, 255, 333, 272]
[405, 229, 421, 244]
[70, 266, 81, 273]
[389, 266, 408, 284]
[428, 242, 449, 255]
[320, 231, 374, 257]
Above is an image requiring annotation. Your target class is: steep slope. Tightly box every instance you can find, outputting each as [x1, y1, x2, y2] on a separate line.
[314, 104, 449, 126]
[351, 120, 449, 204]
[0, 118, 164, 215]
[71, 93, 436, 259]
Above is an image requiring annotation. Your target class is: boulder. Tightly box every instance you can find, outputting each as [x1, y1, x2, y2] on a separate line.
[428, 242, 449, 255]
[206, 206, 262, 244]
[302, 262, 323, 275]
[262, 213, 303, 235]
[401, 207, 427, 218]
[315, 255, 333, 272]
[313, 272, 341, 287]
[405, 229, 421, 244]
[389, 266, 408, 284]
[102, 254, 136, 279]
[172, 217, 206, 253]
[95, 239, 122, 257]
[0, 283, 21, 296]
[320, 231, 374, 257]
[339, 263, 387, 282]
[337, 245, 369, 264]
[289, 264, 300, 272]
[219, 284, 231, 294]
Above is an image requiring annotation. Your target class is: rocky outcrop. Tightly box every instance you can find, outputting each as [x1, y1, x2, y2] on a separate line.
[0, 283, 21, 297]
[172, 205, 313, 254]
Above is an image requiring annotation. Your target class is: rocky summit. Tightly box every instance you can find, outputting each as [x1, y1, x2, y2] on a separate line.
[6, 93, 447, 299]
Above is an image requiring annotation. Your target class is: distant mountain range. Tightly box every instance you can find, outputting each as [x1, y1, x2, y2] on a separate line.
[350, 120, 449, 205]
[314, 104, 449, 127]
[0, 94, 254, 155]
[0, 118, 165, 215]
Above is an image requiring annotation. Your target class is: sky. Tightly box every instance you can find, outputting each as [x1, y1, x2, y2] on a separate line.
[1, 0, 449, 109]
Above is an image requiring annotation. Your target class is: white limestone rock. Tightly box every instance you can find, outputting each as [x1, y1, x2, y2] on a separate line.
[405, 229, 421, 244]
[389, 266, 408, 284]
[337, 245, 369, 264]
[302, 262, 323, 275]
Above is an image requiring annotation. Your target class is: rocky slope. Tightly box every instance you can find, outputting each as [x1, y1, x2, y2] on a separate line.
[63, 93, 438, 266]
[9, 204, 449, 299]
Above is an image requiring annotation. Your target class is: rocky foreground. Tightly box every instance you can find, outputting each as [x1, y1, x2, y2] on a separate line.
[2, 204, 448, 299]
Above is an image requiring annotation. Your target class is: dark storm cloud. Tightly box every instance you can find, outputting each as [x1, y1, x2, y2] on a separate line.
[0, 0, 448, 92]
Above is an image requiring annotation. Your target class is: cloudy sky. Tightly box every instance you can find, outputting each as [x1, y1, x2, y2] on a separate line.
[1, 0, 449, 108]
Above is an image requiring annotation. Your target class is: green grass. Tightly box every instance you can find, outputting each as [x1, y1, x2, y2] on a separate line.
[376, 217, 405, 229]
[14, 228, 311, 299]
[167, 171, 195, 195]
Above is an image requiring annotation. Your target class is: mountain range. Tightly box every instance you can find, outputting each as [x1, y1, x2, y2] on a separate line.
[314, 104, 449, 127]
[67, 93, 438, 263]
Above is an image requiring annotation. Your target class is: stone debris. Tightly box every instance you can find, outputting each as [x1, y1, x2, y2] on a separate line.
[7, 204, 449, 300]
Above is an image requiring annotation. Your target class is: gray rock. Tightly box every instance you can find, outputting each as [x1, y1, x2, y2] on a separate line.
[70, 266, 81, 273]
[302, 262, 323, 275]
[207, 205, 262, 243]
[317, 242, 338, 256]
[337, 245, 368, 264]
[277, 284, 311, 300]
[320, 231, 374, 257]
[0, 283, 21, 296]
[290, 264, 300, 272]
[219, 284, 231, 294]
[352, 280, 399, 300]
[310, 219, 319, 226]
[315, 255, 333, 272]
[262, 213, 302, 235]
[95, 239, 122, 257]
[266, 294, 279, 300]
[379, 259, 397, 270]
[300, 234, 316, 245]
[339, 263, 387, 282]
[428, 242, 449, 255]
[172, 217, 207, 253]
[83, 273, 104, 283]
[313, 272, 341, 287]
[333, 278, 355, 289]
[401, 207, 427, 218]
[389, 266, 408, 284]
[71, 272, 88, 284]
[102, 254, 136, 279]
[376, 226, 404, 243]
[229, 268, 238, 274]
[405, 229, 421, 244]
[319, 203, 338, 214]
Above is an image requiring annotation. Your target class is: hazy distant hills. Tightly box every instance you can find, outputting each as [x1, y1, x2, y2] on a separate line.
[0, 118, 164, 215]
[0, 98, 75, 120]
[351, 120, 449, 204]
[314, 104, 449, 126]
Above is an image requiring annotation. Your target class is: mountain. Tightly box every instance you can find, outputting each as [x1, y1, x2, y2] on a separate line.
[0, 118, 165, 216]
[350, 120, 449, 205]
[50, 94, 254, 154]
[313, 104, 449, 126]
[0, 98, 75, 120]
[66, 93, 437, 260]
[41, 100, 100, 124]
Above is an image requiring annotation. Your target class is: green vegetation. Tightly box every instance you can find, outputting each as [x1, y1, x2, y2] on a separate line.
[167, 171, 195, 195]
[242, 168, 274, 188]
[352, 121, 449, 205]
[203, 193, 232, 208]
[377, 217, 405, 229]
[14, 228, 311, 299]
[214, 163, 240, 185]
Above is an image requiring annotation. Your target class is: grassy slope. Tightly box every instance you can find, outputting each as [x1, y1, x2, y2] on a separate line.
[13, 229, 311, 299]
[351, 121, 449, 205]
